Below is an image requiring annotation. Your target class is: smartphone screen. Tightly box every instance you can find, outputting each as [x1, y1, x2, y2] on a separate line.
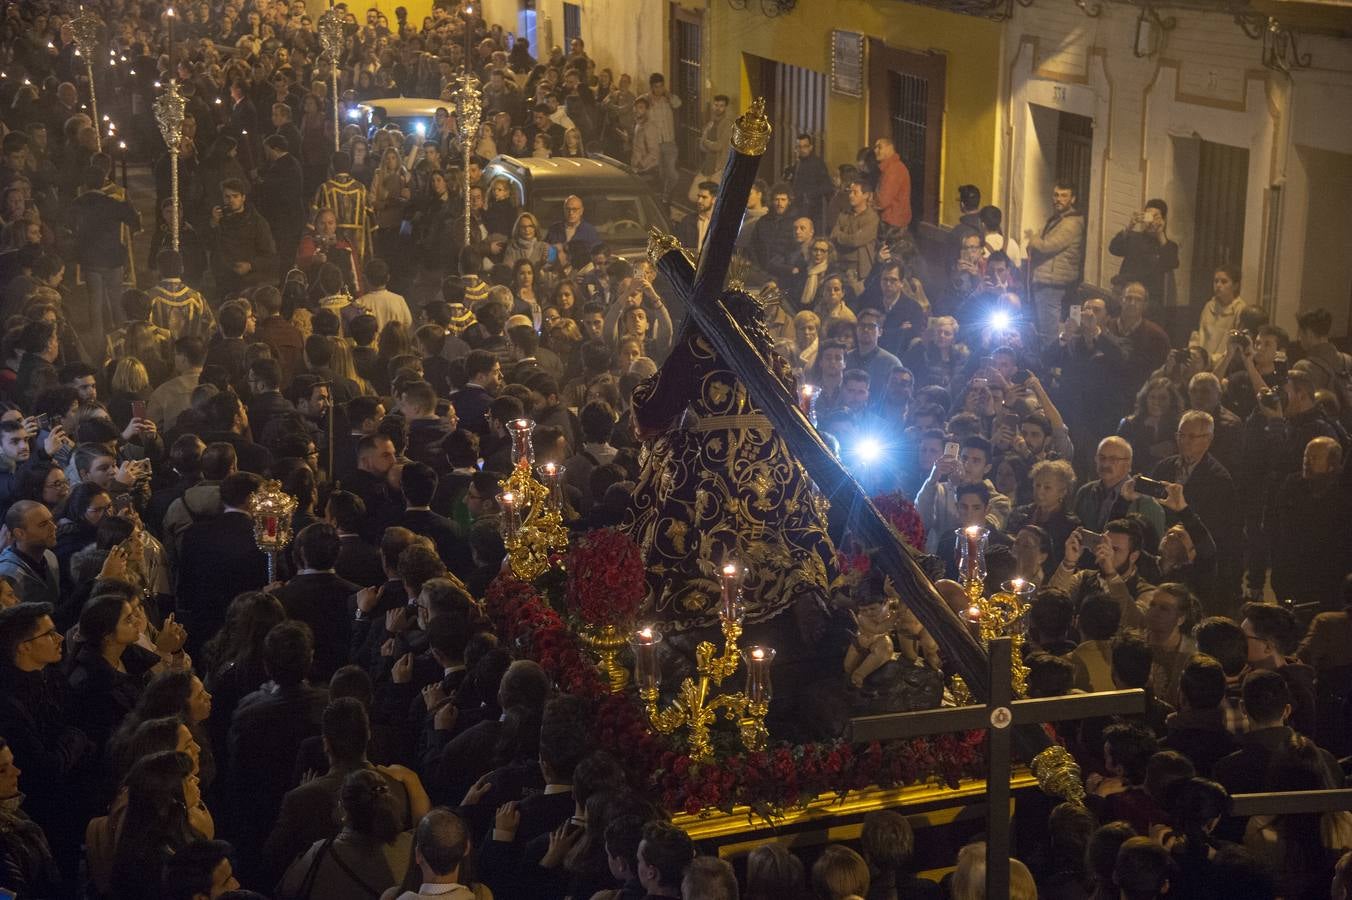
[131, 400, 147, 420]
[1068, 307, 1082, 326]
[944, 441, 961, 459]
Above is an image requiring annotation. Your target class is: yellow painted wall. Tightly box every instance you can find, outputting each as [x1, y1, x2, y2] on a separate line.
[704, 1, 1003, 226]
[308, 0, 436, 28]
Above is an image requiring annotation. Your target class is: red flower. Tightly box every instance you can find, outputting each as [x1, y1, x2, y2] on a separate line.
[565, 528, 648, 627]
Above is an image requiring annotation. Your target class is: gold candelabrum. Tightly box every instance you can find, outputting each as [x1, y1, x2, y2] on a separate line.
[956, 526, 1032, 697]
[249, 479, 299, 582]
[153, 82, 186, 251]
[630, 564, 775, 763]
[317, 5, 344, 152]
[496, 418, 569, 582]
[70, 6, 102, 152]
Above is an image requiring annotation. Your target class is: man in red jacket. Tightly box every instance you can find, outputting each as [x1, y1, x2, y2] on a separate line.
[872, 137, 912, 231]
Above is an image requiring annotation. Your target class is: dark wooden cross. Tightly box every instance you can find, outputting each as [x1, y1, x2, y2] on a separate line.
[850, 637, 1146, 899]
[646, 101, 1054, 765]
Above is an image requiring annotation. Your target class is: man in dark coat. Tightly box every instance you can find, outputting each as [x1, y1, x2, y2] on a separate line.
[0, 603, 98, 880]
[261, 698, 412, 884]
[344, 434, 405, 543]
[70, 166, 141, 340]
[397, 462, 472, 580]
[270, 523, 359, 683]
[257, 135, 306, 280]
[227, 620, 329, 881]
[209, 177, 277, 299]
[177, 472, 270, 655]
[786, 133, 834, 231]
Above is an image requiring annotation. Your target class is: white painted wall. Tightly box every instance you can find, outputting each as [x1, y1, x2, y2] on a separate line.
[481, 0, 668, 90]
[1001, 1, 1352, 330]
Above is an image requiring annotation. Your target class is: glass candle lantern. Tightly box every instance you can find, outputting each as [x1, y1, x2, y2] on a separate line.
[742, 645, 776, 703]
[719, 561, 744, 622]
[956, 525, 989, 584]
[508, 417, 535, 468]
[630, 625, 663, 692]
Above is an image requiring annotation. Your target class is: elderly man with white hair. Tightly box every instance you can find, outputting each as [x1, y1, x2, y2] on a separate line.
[1071, 435, 1165, 541]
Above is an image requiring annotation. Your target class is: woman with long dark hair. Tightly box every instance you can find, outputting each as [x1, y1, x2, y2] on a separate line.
[66, 594, 153, 754]
[201, 591, 287, 764]
[109, 751, 205, 900]
[1117, 375, 1184, 475]
[108, 669, 215, 793]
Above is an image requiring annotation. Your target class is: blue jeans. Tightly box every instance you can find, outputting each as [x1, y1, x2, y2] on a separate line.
[84, 265, 124, 344]
[658, 141, 679, 202]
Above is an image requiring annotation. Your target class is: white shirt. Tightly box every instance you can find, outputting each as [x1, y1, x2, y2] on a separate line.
[357, 287, 413, 331]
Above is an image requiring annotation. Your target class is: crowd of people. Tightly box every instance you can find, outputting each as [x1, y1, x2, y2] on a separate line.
[0, 0, 1351, 898]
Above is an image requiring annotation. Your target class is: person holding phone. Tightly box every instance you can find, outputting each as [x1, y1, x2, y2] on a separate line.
[1048, 518, 1153, 628]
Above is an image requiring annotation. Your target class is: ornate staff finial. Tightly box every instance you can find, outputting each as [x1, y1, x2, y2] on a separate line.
[646, 228, 685, 266]
[732, 97, 772, 157]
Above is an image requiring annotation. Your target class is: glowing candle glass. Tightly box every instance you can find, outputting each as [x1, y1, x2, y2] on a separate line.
[508, 417, 535, 468]
[497, 491, 520, 537]
[538, 462, 565, 512]
[742, 646, 776, 703]
[720, 561, 744, 622]
[630, 625, 662, 691]
[956, 525, 989, 584]
[798, 384, 820, 427]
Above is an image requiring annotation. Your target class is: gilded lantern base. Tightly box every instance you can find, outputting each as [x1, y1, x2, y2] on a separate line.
[639, 616, 769, 763]
[499, 460, 569, 582]
[584, 623, 631, 693]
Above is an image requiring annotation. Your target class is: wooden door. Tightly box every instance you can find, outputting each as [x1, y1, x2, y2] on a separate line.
[868, 39, 945, 226]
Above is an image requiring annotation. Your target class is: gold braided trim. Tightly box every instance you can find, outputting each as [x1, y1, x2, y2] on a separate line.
[686, 413, 773, 433]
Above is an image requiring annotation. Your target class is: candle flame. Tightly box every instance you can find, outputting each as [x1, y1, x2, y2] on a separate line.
[501, 492, 514, 503]
[722, 563, 737, 577]
[544, 462, 556, 474]
[966, 605, 981, 620]
[965, 525, 983, 537]
[638, 626, 653, 640]
[1012, 578, 1026, 590]
[751, 647, 764, 660]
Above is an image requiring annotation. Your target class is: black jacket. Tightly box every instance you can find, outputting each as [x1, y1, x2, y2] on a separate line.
[399, 509, 473, 579]
[210, 203, 277, 282]
[65, 643, 156, 755]
[335, 533, 384, 588]
[177, 510, 270, 653]
[272, 572, 360, 682]
[226, 681, 329, 849]
[258, 152, 307, 239]
[0, 666, 97, 839]
[70, 189, 140, 269]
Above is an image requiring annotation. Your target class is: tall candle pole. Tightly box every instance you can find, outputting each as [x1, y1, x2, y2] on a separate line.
[318, 3, 344, 152]
[70, 7, 102, 152]
[154, 77, 186, 251]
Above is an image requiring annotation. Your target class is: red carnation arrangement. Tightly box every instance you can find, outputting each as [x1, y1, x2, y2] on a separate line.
[871, 492, 926, 552]
[565, 527, 647, 627]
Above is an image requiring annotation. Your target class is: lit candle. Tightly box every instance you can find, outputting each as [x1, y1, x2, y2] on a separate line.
[962, 525, 987, 582]
[720, 561, 742, 622]
[965, 604, 982, 623]
[631, 626, 662, 691]
[742, 646, 776, 703]
[497, 491, 519, 537]
[538, 462, 564, 511]
[508, 418, 535, 468]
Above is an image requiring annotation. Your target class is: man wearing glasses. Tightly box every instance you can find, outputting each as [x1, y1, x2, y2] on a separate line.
[1071, 436, 1165, 540]
[0, 601, 98, 883]
[0, 500, 59, 606]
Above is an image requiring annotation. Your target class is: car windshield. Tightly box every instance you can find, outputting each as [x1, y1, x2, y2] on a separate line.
[530, 191, 661, 244]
